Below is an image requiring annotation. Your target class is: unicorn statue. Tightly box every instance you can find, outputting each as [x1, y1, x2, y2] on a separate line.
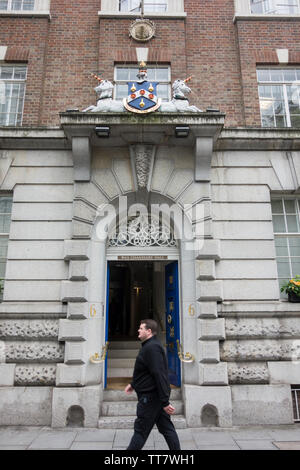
[158, 76, 202, 113]
[82, 74, 124, 113]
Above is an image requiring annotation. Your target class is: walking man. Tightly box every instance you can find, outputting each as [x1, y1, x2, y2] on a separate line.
[125, 319, 181, 450]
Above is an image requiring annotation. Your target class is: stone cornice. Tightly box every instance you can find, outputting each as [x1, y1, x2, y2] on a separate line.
[217, 127, 300, 150]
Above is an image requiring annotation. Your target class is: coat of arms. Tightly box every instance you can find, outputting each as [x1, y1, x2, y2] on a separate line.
[123, 61, 162, 114]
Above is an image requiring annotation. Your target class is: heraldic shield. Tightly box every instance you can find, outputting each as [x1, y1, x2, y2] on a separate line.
[123, 81, 162, 114]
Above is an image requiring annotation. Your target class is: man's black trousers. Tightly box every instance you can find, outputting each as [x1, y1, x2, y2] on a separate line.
[127, 392, 181, 450]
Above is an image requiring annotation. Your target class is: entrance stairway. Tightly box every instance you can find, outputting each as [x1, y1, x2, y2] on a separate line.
[98, 340, 186, 429]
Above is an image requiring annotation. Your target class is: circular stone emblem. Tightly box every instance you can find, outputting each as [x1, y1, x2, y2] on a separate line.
[129, 18, 156, 42]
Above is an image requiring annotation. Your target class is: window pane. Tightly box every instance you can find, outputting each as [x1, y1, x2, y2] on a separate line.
[257, 69, 270, 82]
[270, 70, 283, 82]
[271, 199, 284, 213]
[284, 199, 296, 213]
[156, 67, 169, 81]
[0, 1, 8, 9]
[287, 215, 299, 232]
[129, 68, 139, 80]
[275, 237, 288, 256]
[157, 83, 169, 100]
[147, 68, 156, 81]
[0, 261, 6, 278]
[282, 69, 296, 82]
[0, 197, 13, 213]
[291, 115, 300, 127]
[275, 115, 287, 127]
[115, 84, 128, 99]
[289, 237, 300, 256]
[116, 68, 129, 81]
[277, 258, 291, 278]
[273, 215, 286, 232]
[0, 238, 8, 258]
[272, 85, 284, 99]
[262, 114, 275, 127]
[291, 259, 300, 276]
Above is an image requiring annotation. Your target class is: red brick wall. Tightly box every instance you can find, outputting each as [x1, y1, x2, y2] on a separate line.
[236, 19, 300, 126]
[0, 0, 300, 127]
[0, 17, 49, 126]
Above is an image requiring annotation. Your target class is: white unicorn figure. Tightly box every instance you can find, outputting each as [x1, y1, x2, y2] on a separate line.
[159, 76, 202, 113]
[83, 75, 125, 113]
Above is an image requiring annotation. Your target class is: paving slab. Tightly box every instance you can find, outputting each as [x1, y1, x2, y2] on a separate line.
[230, 429, 274, 440]
[235, 440, 278, 450]
[192, 431, 236, 446]
[273, 441, 300, 450]
[71, 442, 114, 450]
[0, 446, 28, 450]
[0, 427, 41, 446]
[28, 430, 77, 450]
[74, 429, 116, 442]
[196, 444, 240, 450]
[267, 429, 300, 441]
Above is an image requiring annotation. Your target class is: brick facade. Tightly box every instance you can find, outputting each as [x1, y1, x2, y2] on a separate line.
[1, 1, 300, 127]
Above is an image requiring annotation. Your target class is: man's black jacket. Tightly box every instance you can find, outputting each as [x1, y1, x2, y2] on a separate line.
[131, 335, 171, 407]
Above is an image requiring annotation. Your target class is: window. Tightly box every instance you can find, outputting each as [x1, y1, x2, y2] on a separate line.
[257, 68, 300, 128]
[0, 65, 27, 126]
[0, 196, 12, 301]
[251, 0, 300, 14]
[271, 198, 300, 297]
[0, 0, 34, 10]
[114, 65, 171, 101]
[291, 385, 300, 422]
[119, 0, 167, 13]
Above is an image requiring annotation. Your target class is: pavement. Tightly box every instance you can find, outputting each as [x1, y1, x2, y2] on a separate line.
[0, 424, 300, 450]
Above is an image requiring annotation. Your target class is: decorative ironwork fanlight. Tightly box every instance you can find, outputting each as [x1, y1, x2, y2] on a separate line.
[108, 214, 177, 248]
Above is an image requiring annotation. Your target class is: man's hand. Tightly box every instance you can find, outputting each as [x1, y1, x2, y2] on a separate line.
[125, 384, 134, 395]
[163, 404, 175, 415]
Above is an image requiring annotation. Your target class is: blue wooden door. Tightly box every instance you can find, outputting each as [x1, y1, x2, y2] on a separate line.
[165, 261, 181, 387]
[104, 262, 110, 388]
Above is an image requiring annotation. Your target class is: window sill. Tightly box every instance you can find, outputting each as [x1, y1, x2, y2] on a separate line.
[234, 14, 300, 23]
[0, 10, 50, 18]
[98, 11, 186, 19]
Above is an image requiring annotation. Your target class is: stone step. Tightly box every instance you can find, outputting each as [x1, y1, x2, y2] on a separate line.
[98, 415, 187, 429]
[108, 349, 139, 359]
[103, 388, 182, 402]
[107, 368, 134, 378]
[101, 400, 184, 417]
[108, 358, 136, 368]
[109, 341, 140, 350]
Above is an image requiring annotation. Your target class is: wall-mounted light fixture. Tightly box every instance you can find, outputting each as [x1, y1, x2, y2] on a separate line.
[206, 107, 220, 112]
[95, 126, 110, 137]
[175, 126, 190, 138]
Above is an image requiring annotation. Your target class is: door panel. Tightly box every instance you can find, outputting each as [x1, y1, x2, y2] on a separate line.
[165, 261, 181, 387]
[104, 262, 110, 388]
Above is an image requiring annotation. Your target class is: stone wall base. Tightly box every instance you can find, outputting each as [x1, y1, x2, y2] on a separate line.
[231, 384, 294, 426]
[0, 386, 52, 426]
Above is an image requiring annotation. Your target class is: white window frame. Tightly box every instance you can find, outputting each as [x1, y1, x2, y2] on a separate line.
[292, 385, 300, 422]
[257, 67, 300, 128]
[234, 0, 300, 16]
[0, 0, 50, 16]
[0, 0, 35, 10]
[271, 197, 300, 297]
[0, 194, 13, 301]
[0, 64, 27, 127]
[250, 0, 300, 14]
[114, 64, 171, 101]
[119, 0, 168, 13]
[99, 0, 186, 18]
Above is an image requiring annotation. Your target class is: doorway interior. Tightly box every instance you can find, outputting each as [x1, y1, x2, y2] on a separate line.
[105, 259, 181, 388]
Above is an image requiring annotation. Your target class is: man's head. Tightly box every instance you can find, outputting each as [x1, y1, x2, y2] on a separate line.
[138, 319, 158, 342]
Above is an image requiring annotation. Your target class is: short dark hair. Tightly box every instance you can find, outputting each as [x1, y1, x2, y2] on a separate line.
[140, 319, 158, 335]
